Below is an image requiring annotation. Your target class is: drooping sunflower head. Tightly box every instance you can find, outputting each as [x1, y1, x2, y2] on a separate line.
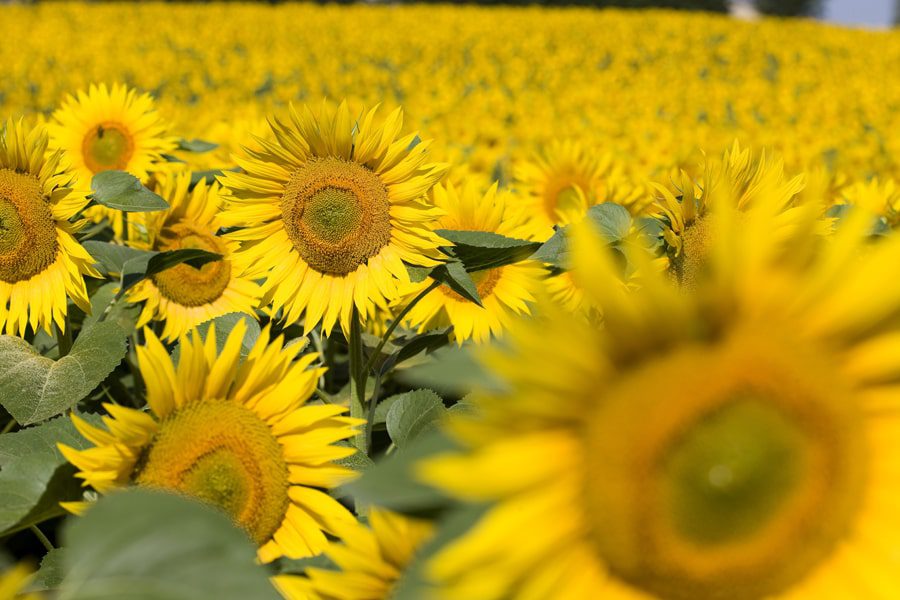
[219, 100, 448, 335]
[48, 83, 177, 238]
[274, 508, 434, 600]
[126, 171, 261, 341]
[59, 321, 362, 562]
[401, 181, 545, 345]
[418, 186, 900, 599]
[0, 119, 98, 335]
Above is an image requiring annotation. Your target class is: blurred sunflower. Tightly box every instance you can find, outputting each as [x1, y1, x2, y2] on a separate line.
[219, 101, 447, 336]
[0, 119, 98, 336]
[401, 182, 544, 344]
[0, 564, 40, 600]
[274, 508, 433, 600]
[419, 189, 900, 598]
[514, 140, 647, 240]
[126, 171, 261, 341]
[48, 83, 177, 238]
[59, 321, 362, 563]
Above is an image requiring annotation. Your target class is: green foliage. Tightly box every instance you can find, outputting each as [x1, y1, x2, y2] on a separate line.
[177, 138, 218, 152]
[90, 171, 169, 212]
[436, 229, 541, 272]
[385, 389, 446, 448]
[0, 323, 127, 425]
[56, 489, 279, 600]
[429, 260, 482, 306]
[754, 0, 821, 17]
[397, 344, 507, 397]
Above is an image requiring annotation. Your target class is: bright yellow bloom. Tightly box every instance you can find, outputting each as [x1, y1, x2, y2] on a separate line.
[126, 171, 261, 341]
[274, 509, 433, 600]
[48, 82, 177, 238]
[419, 186, 900, 598]
[401, 182, 545, 344]
[0, 564, 41, 600]
[59, 321, 362, 563]
[220, 101, 447, 335]
[0, 119, 98, 335]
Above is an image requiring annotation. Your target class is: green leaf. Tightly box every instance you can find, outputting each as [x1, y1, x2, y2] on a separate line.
[343, 431, 456, 513]
[170, 312, 261, 364]
[531, 226, 568, 267]
[145, 249, 222, 278]
[386, 390, 446, 448]
[431, 260, 482, 306]
[83, 283, 140, 333]
[0, 322, 127, 425]
[405, 265, 433, 283]
[587, 202, 632, 241]
[275, 554, 336, 576]
[0, 417, 97, 535]
[90, 171, 169, 212]
[57, 489, 279, 600]
[177, 139, 218, 153]
[190, 169, 225, 188]
[31, 548, 67, 591]
[396, 345, 506, 397]
[336, 447, 375, 474]
[81, 242, 153, 276]
[436, 229, 541, 272]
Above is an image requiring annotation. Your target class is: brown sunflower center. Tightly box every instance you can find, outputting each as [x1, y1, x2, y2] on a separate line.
[151, 222, 231, 307]
[81, 121, 135, 173]
[135, 400, 290, 545]
[0, 169, 58, 283]
[668, 215, 713, 290]
[281, 157, 391, 276]
[584, 330, 866, 600]
[441, 267, 502, 302]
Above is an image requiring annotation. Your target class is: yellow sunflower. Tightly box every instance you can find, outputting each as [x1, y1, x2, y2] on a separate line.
[418, 187, 900, 598]
[219, 101, 448, 335]
[0, 119, 98, 336]
[59, 320, 363, 563]
[400, 182, 544, 345]
[513, 140, 648, 240]
[274, 508, 434, 600]
[837, 177, 900, 227]
[48, 83, 177, 238]
[126, 171, 261, 341]
[0, 564, 41, 600]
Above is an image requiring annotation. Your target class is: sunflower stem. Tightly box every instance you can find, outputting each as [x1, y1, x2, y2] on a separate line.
[348, 307, 367, 453]
[29, 525, 54, 552]
[56, 316, 73, 357]
[1, 418, 16, 435]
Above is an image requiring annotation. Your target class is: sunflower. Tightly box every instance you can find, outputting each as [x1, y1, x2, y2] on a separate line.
[126, 171, 261, 341]
[399, 182, 544, 345]
[59, 320, 363, 562]
[837, 177, 900, 227]
[513, 140, 648, 240]
[417, 186, 900, 598]
[274, 508, 434, 600]
[0, 119, 98, 336]
[48, 83, 177, 238]
[219, 101, 448, 336]
[0, 564, 41, 600]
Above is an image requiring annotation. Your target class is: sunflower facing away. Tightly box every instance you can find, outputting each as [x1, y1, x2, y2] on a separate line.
[59, 321, 362, 562]
[126, 171, 261, 341]
[48, 83, 177, 238]
[219, 101, 448, 335]
[0, 120, 98, 336]
[514, 139, 648, 240]
[400, 182, 544, 344]
[417, 185, 900, 598]
[274, 508, 434, 600]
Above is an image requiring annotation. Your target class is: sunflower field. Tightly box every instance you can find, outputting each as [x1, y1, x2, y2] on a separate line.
[1, 1, 900, 598]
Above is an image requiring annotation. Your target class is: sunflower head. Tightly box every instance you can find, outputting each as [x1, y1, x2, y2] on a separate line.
[418, 181, 900, 599]
[220, 100, 448, 335]
[59, 321, 363, 562]
[48, 83, 177, 238]
[0, 119, 97, 335]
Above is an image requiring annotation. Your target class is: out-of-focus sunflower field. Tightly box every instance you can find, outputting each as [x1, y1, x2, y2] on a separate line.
[3, 2, 900, 599]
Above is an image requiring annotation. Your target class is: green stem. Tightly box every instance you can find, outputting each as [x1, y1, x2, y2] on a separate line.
[1, 418, 16, 435]
[30, 525, 54, 552]
[348, 307, 367, 452]
[56, 315, 73, 357]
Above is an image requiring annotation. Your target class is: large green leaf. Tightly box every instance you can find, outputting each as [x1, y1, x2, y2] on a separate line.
[32, 548, 67, 592]
[532, 202, 633, 268]
[57, 489, 279, 600]
[177, 138, 218, 153]
[119, 248, 221, 293]
[396, 345, 506, 397]
[430, 260, 482, 306]
[0, 417, 96, 535]
[0, 322, 127, 425]
[436, 229, 541, 272]
[386, 389, 446, 448]
[90, 171, 169, 212]
[81, 242, 151, 276]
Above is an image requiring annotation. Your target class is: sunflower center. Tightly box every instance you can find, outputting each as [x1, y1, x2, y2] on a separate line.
[282, 157, 391, 276]
[545, 175, 590, 223]
[584, 330, 866, 600]
[81, 121, 135, 173]
[669, 215, 713, 289]
[0, 169, 58, 283]
[151, 222, 231, 307]
[441, 267, 502, 302]
[135, 400, 290, 545]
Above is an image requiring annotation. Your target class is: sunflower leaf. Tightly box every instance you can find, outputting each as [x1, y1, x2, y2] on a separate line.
[385, 389, 446, 448]
[0, 322, 128, 425]
[587, 202, 632, 241]
[145, 249, 222, 278]
[436, 229, 541, 272]
[81, 241, 153, 276]
[177, 138, 219, 153]
[31, 548, 68, 592]
[396, 344, 507, 397]
[90, 171, 169, 212]
[0, 416, 98, 535]
[57, 489, 279, 600]
[430, 260, 482, 306]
